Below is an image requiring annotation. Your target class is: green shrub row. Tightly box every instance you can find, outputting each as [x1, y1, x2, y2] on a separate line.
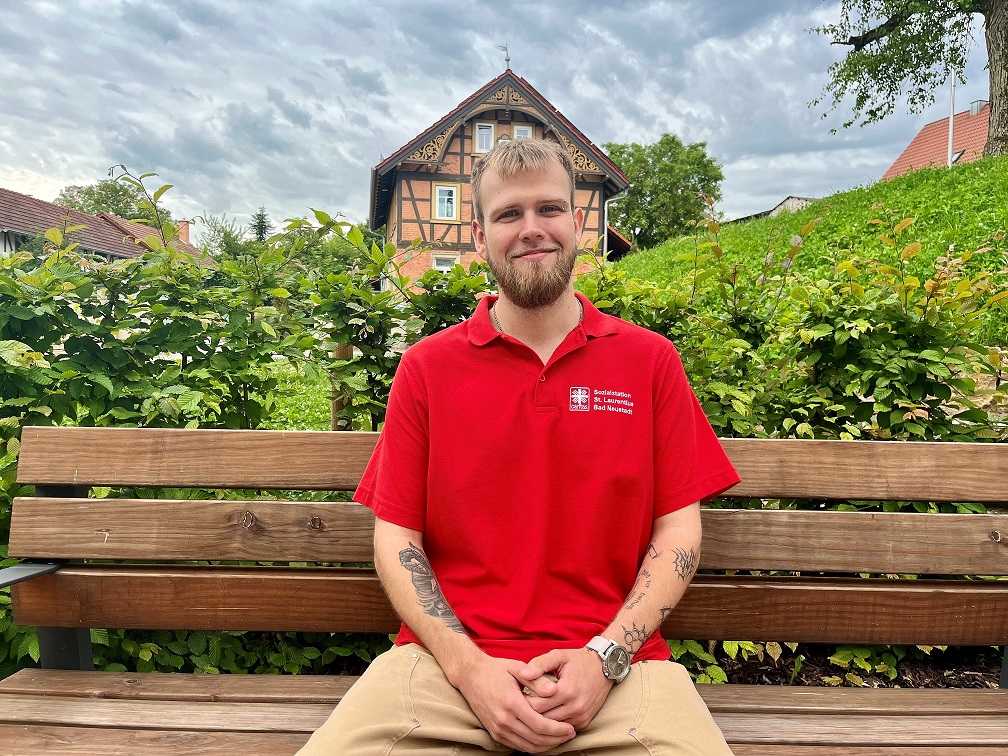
[1, 174, 1005, 683]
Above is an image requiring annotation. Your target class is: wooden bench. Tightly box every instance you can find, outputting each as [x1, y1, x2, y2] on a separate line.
[1, 425, 1006, 754]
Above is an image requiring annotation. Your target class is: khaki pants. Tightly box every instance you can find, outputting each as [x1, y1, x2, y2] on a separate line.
[298, 644, 733, 755]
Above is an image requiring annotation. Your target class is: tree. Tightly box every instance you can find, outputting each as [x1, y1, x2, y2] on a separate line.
[813, 0, 1006, 156]
[249, 206, 274, 243]
[55, 178, 173, 225]
[603, 134, 723, 250]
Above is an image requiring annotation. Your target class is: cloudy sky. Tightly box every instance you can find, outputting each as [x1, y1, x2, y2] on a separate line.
[0, 0, 991, 240]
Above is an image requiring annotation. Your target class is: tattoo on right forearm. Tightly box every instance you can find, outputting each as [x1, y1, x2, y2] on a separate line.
[399, 542, 465, 633]
[673, 547, 697, 581]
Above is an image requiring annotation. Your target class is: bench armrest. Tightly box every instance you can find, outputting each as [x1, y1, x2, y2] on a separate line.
[0, 561, 63, 589]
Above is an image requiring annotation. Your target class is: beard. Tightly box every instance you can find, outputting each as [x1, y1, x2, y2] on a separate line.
[486, 244, 578, 309]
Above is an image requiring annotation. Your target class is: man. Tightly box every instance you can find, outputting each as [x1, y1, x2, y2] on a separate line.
[298, 139, 740, 754]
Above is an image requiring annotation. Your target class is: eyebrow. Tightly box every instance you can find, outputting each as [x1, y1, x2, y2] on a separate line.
[491, 198, 570, 215]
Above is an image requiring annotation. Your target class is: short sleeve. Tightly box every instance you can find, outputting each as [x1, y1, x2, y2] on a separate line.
[652, 345, 740, 516]
[353, 354, 430, 531]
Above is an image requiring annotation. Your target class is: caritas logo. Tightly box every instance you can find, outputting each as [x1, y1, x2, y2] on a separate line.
[569, 387, 590, 411]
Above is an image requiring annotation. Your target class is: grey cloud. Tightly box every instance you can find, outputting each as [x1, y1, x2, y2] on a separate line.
[120, 2, 188, 45]
[323, 58, 390, 98]
[267, 87, 313, 129]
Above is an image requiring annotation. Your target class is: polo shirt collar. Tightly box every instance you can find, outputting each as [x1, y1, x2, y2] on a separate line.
[468, 291, 618, 346]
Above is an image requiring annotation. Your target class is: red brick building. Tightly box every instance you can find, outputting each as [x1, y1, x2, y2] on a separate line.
[882, 100, 989, 180]
[368, 70, 631, 281]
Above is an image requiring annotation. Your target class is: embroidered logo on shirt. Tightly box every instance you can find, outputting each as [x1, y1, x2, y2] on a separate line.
[592, 388, 634, 416]
[569, 387, 590, 411]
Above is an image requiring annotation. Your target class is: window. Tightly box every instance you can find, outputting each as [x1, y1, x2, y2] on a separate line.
[513, 125, 533, 140]
[475, 122, 494, 152]
[433, 254, 460, 273]
[433, 184, 459, 221]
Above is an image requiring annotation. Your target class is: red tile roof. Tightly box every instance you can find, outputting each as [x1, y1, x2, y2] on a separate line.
[882, 103, 989, 180]
[0, 187, 203, 259]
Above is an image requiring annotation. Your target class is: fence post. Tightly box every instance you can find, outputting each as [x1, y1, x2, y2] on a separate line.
[330, 343, 355, 431]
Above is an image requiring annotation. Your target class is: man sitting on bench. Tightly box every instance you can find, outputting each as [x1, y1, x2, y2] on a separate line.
[298, 138, 740, 755]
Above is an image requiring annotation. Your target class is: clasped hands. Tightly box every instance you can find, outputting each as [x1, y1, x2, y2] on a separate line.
[457, 647, 614, 754]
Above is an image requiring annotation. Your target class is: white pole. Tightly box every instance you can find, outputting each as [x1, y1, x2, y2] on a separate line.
[947, 67, 956, 168]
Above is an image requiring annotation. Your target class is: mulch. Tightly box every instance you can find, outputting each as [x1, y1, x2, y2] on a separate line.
[720, 643, 1002, 688]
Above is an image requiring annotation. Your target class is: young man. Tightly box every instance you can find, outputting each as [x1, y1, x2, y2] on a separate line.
[298, 139, 740, 755]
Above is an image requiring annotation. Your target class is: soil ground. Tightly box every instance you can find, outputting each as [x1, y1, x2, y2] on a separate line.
[719, 643, 1002, 689]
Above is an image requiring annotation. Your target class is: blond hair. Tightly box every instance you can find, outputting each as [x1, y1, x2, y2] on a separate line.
[470, 138, 576, 224]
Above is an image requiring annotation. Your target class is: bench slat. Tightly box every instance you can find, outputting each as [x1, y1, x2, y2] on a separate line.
[718, 711, 1008, 746]
[12, 566, 1008, 644]
[3, 670, 1004, 714]
[0, 669, 355, 704]
[9, 498, 376, 564]
[18, 427, 1008, 504]
[15, 427, 377, 491]
[721, 438, 1008, 503]
[731, 748, 1008, 755]
[0, 725, 311, 756]
[0, 693, 1003, 747]
[0, 693, 331, 732]
[11, 499, 1008, 575]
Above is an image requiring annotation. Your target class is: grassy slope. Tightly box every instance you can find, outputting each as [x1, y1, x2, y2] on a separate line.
[618, 156, 1008, 287]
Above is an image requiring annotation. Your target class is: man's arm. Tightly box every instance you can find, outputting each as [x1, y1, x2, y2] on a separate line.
[373, 517, 574, 753]
[519, 503, 702, 729]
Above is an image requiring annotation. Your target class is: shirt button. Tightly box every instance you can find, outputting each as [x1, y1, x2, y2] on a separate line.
[539, 375, 546, 382]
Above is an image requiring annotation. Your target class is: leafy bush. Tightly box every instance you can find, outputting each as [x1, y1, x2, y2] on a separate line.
[2, 169, 1005, 685]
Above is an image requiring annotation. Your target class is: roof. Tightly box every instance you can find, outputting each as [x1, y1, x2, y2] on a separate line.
[0, 187, 203, 259]
[370, 70, 630, 228]
[882, 103, 989, 180]
[727, 196, 818, 225]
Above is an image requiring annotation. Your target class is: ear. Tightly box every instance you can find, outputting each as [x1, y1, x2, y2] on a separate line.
[573, 206, 585, 245]
[472, 218, 488, 262]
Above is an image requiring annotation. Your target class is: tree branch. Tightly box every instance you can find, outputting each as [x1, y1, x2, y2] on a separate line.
[834, 9, 914, 50]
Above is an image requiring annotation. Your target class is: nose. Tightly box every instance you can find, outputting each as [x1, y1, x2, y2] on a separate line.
[518, 211, 545, 242]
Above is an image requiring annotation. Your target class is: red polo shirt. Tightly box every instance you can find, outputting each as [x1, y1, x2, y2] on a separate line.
[354, 293, 740, 663]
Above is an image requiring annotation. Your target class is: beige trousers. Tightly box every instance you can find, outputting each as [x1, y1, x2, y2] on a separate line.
[297, 644, 733, 755]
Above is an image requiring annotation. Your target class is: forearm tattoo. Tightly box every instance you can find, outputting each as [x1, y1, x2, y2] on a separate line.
[672, 547, 698, 581]
[622, 621, 649, 653]
[399, 541, 465, 633]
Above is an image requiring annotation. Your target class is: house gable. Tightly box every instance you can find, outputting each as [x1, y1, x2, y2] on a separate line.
[370, 71, 630, 280]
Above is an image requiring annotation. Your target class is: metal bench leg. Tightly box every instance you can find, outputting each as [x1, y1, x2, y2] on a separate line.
[38, 627, 94, 671]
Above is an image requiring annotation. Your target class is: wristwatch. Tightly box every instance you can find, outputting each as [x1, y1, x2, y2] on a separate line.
[586, 636, 631, 683]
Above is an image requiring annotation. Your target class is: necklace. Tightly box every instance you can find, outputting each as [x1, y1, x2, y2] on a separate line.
[490, 298, 583, 333]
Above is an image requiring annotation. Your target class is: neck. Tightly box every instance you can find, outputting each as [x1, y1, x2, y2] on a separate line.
[491, 288, 581, 363]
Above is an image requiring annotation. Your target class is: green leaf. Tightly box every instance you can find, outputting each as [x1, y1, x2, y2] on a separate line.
[44, 228, 64, 246]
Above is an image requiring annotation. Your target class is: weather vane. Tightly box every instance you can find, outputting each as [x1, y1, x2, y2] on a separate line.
[497, 43, 510, 70]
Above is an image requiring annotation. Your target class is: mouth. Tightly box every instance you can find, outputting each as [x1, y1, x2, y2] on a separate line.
[511, 247, 559, 262]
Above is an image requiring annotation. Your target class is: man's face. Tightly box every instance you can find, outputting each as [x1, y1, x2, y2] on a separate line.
[472, 161, 584, 310]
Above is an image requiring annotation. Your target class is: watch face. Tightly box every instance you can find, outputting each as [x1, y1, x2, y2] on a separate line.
[605, 645, 631, 679]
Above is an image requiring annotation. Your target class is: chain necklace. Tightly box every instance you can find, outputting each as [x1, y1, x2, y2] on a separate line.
[490, 298, 583, 333]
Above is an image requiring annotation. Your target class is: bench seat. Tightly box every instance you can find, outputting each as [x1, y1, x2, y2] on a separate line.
[1, 427, 1006, 754]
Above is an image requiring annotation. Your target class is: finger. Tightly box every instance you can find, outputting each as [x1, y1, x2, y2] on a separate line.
[513, 697, 576, 739]
[520, 674, 558, 698]
[520, 649, 565, 680]
[527, 693, 566, 716]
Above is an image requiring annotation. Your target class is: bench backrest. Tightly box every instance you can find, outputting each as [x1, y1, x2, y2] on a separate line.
[9, 426, 1008, 646]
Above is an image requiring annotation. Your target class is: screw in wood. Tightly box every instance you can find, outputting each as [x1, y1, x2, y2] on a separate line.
[990, 530, 1002, 543]
[309, 516, 323, 530]
[240, 511, 256, 529]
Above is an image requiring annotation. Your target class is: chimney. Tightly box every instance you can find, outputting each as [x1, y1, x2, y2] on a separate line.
[970, 99, 988, 116]
[177, 220, 190, 244]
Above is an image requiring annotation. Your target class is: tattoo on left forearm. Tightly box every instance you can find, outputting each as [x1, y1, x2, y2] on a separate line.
[399, 541, 465, 633]
[673, 547, 697, 581]
[622, 621, 649, 652]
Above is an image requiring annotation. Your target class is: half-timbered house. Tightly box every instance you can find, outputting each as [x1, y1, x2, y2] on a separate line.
[369, 69, 631, 282]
